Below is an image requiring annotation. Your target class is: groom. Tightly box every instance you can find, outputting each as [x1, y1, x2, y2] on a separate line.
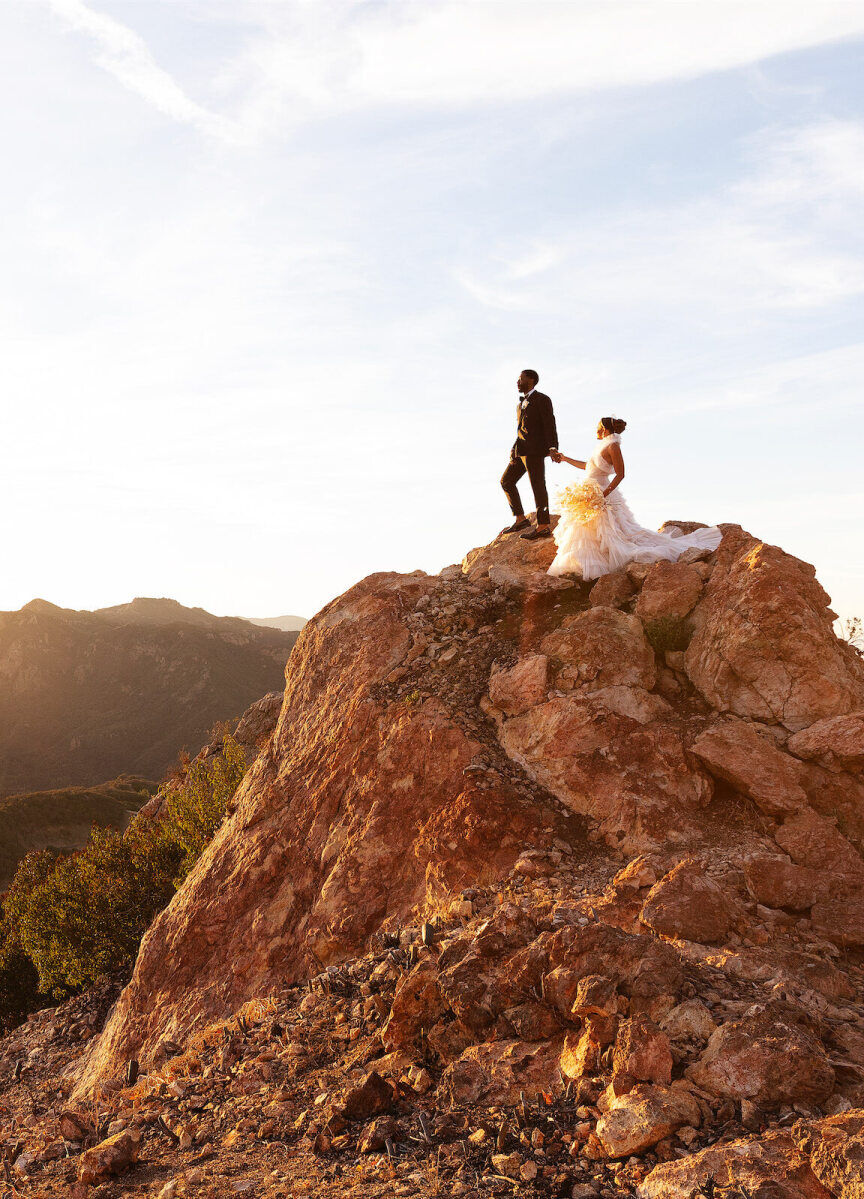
[500, 369, 560, 540]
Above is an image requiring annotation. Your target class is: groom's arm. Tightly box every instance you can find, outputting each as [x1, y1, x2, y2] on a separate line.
[541, 394, 558, 455]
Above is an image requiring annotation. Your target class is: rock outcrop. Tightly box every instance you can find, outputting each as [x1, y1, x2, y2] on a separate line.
[5, 520, 863, 1198]
[75, 524, 864, 1093]
[684, 527, 864, 731]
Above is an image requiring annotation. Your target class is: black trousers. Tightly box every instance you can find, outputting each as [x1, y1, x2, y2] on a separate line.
[501, 454, 549, 525]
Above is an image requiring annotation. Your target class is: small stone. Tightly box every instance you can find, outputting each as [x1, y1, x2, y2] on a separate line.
[77, 1129, 141, 1185]
[341, 1071, 397, 1120]
[491, 1151, 522, 1178]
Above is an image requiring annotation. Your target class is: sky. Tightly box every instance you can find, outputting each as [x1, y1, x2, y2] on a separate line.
[1, 0, 863, 624]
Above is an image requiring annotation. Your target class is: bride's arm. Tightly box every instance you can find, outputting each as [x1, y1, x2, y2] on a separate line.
[556, 453, 586, 469]
[603, 443, 625, 496]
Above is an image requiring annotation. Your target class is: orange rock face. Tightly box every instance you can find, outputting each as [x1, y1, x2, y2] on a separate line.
[78, 569, 551, 1088]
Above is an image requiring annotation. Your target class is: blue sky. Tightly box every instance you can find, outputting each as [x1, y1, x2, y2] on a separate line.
[1, 1, 863, 623]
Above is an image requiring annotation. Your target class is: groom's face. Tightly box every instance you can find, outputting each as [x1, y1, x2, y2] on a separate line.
[518, 371, 533, 394]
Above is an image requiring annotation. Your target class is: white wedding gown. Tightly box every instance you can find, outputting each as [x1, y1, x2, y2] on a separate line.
[548, 434, 722, 581]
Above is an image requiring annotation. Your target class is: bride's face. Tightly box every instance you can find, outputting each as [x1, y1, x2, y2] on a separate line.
[596, 422, 606, 438]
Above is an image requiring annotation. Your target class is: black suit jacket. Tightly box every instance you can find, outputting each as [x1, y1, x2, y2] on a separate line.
[512, 390, 558, 460]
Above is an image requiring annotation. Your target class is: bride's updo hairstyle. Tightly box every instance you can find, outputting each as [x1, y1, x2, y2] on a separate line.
[600, 416, 627, 435]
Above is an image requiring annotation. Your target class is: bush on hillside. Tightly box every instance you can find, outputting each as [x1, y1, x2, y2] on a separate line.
[0, 733, 247, 1021]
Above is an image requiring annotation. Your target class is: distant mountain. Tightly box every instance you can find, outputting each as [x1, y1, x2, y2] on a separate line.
[0, 598, 298, 797]
[246, 614, 308, 632]
[94, 597, 254, 630]
[0, 775, 157, 889]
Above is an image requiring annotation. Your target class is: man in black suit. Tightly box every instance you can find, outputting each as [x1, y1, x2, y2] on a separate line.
[500, 369, 560, 541]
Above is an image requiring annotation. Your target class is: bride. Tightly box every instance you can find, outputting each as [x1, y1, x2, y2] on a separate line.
[548, 416, 722, 580]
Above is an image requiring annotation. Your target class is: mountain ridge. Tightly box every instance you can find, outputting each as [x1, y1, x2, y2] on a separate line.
[246, 614, 308, 632]
[0, 597, 298, 797]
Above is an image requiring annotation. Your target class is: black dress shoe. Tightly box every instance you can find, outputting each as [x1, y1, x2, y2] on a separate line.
[501, 519, 531, 535]
[521, 526, 552, 540]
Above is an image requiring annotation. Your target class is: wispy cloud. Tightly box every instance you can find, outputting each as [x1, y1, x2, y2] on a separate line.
[456, 119, 864, 321]
[43, 0, 237, 141]
[44, 1, 864, 145]
[223, 0, 864, 139]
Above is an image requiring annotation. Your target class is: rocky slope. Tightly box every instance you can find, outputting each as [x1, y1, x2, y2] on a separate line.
[3, 522, 864, 1198]
[0, 598, 299, 796]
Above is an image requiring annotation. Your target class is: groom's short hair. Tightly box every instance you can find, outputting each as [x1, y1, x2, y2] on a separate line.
[523, 369, 539, 385]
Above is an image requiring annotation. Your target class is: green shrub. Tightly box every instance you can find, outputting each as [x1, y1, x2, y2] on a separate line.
[160, 734, 247, 885]
[0, 733, 247, 1018]
[642, 615, 692, 654]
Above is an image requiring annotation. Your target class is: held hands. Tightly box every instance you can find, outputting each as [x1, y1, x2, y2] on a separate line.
[550, 448, 562, 463]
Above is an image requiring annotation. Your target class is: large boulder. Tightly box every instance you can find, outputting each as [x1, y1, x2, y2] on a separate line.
[588, 570, 635, 609]
[685, 527, 864, 731]
[539, 606, 656, 692]
[788, 711, 864, 770]
[773, 808, 864, 880]
[691, 718, 809, 816]
[796, 1111, 864, 1199]
[640, 859, 737, 945]
[495, 692, 712, 850]
[634, 560, 704, 621]
[687, 1011, 835, 1104]
[438, 1038, 565, 1106]
[77, 1129, 141, 1185]
[546, 921, 683, 1008]
[381, 960, 447, 1054]
[612, 1015, 673, 1085]
[741, 854, 831, 911]
[638, 1130, 833, 1199]
[787, 712, 864, 851]
[462, 527, 559, 586]
[596, 1083, 701, 1158]
[488, 654, 548, 716]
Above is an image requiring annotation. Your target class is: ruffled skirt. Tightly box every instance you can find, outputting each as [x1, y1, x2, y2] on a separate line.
[548, 491, 722, 580]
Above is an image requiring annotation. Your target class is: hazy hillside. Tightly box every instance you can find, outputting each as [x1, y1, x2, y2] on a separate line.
[0, 775, 157, 889]
[0, 598, 298, 796]
[246, 614, 307, 632]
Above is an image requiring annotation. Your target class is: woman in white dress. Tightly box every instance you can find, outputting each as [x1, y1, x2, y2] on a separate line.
[548, 417, 722, 580]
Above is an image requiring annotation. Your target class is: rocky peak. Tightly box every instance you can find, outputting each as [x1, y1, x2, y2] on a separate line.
[72, 522, 864, 1107]
[7, 522, 862, 1196]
